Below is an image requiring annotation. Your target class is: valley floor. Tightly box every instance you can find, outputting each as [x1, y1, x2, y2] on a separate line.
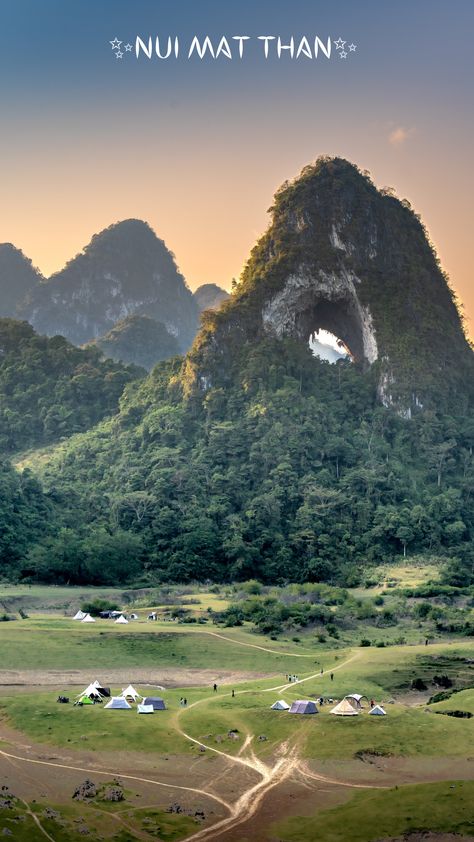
[0, 593, 473, 841]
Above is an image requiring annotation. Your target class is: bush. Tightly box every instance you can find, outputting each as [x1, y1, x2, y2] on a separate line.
[411, 677, 428, 691]
[360, 638, 371, 647]
[81, 598, 119, 616]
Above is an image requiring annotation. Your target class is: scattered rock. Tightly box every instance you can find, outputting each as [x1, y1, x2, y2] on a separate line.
[101, 787, 124, 802]
[167, 802, 183, 814]
[258, 735, 268, 742]
[72, 780, 97, 800]
[2, 828, 13, 836]
[43, 808, 60, 819]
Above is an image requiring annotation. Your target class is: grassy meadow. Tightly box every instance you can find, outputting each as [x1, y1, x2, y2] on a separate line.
[0, 580, 473, 841]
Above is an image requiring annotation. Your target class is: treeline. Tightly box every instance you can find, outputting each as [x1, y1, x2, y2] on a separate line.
[2, 337, 472, 588]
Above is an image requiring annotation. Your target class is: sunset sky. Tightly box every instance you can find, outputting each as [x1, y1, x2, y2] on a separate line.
[1, 0, 473, 335]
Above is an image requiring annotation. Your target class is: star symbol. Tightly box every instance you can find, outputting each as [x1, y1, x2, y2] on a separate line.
[334, 38, 346, 50]
[115, 50, 123, 59]
[124, 43, 133, 51]
[110, 38, 122, 50]
[340, 50, 347, 59]
[348, 43, 357, 51]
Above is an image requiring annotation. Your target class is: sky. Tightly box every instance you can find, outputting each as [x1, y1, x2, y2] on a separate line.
[0, 0, 473, 336]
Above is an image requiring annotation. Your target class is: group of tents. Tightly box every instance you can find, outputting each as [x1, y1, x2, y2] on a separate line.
[75, 680, 166, 714]
[73, 611, 130, 624]
[271, 694, 386, 716]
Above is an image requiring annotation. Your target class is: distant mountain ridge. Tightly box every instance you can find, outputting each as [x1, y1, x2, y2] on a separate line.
[194, 283, 230, 312]
[0, 244, 44, 318]
[91, 314, 180, 371]
[18, 220, 199, 351]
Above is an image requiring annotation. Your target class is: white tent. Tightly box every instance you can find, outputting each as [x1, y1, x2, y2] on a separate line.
[104, 696, 131, 710]
[81, 614, 95, 623]
[345, 694, 368, 709]
[122, 684, 142, 702]
[115, 615, 128, 624]
[137, 703, 154, 714]
[369, 704, 386, 716]
[73, 610, 86, 620]
[78, 683, 102, 700]
[271, 700, 290, 711]
[330, 698, 359, 716]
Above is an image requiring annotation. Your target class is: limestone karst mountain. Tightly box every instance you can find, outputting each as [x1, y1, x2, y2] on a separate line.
[186, 157, 473, 413]
[92, 314, 180, 371]
[0, 244, 43, 318]
[21, 220, 199, 351]
[194, 283, 230, 312]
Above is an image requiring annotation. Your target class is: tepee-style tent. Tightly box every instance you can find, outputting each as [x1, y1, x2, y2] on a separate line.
[289, 700, 318, 715]
[271, 700, 290, 711]
[369, 704, 386, 716]
[81, 613, 95, 623]
[78, 683, 102, 700]
[143, 696, 166, 710]
[330, 698, 360, 716]
[115, 615, 128, 624]
[104, 696, 132, 710]
[137, 703, 155, 714]
[91, 680, 110, 697]
[73, 610, 86, 620]
[122, 684, 142, 702]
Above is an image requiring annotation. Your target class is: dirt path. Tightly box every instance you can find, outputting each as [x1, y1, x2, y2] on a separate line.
[169, 651, 366, 840]
[0, 746, 231, 811]
[206, 631, 317, 657]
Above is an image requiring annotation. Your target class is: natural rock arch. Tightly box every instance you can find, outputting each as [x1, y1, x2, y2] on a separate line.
[261, 267, 378, 367]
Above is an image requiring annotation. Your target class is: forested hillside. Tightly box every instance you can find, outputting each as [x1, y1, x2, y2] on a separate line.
[0, 319, 143, 452]
[91, 315, 180, 371]
[12, 338, 473, 588]
[1, 159, 473, 589]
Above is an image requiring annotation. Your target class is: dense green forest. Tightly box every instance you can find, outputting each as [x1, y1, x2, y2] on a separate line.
[1, 160, 473, 589]
[2, 336, 471, 588]
[0, 319, 143, 452]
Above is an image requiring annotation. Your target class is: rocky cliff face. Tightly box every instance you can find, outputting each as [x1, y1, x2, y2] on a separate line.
[186, 157, 473, 412]
[0, 244, 43, 318]
[21, 220, 198, 351]
[194, 283, 230, 312]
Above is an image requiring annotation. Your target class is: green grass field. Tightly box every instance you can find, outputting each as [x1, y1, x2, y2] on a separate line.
[275, 780, 474, 842]
[1, 588, 473, 842]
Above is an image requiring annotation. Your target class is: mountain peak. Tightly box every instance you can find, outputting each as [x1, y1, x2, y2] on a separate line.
[187, 156, 473, 413]
[22, 220, 198, 350]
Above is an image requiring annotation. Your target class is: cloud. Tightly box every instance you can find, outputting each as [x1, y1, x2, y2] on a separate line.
[388, 126, 415, 147]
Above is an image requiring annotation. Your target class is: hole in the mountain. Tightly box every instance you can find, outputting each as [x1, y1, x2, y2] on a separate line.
[296, 295, 364, 363]
[309, 329, 353, 363]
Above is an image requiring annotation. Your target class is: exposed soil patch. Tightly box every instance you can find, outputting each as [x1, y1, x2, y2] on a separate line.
[0, 668, 274, 690]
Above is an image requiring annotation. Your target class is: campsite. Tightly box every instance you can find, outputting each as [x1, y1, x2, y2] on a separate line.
[0, 579, 473, 841]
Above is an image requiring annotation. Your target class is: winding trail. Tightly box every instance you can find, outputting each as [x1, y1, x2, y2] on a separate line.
[0, 747, 231, 811]
[206, 631, 317, 657]
[0, 647, 381, 842]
